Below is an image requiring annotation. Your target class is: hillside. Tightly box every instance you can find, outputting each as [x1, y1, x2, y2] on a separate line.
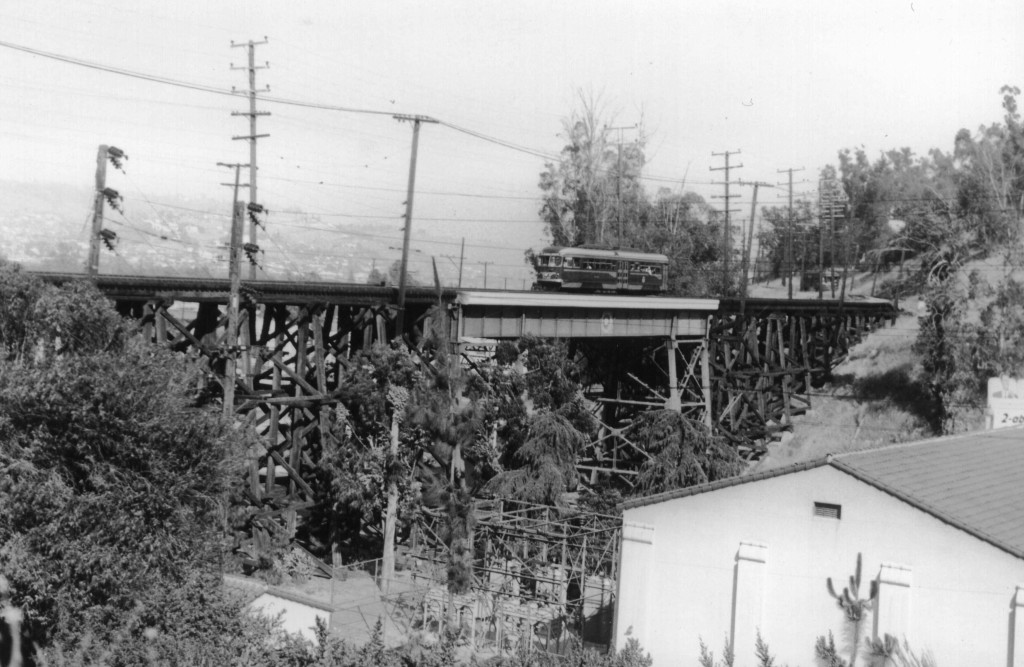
[751, 309, 933, 473]
[748, 251, 1017, 473]
[0, 180, 537, 289]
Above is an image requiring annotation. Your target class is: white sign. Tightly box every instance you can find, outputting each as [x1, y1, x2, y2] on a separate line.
[987, 377, 1024, 430]
[600, 312, 613, 335]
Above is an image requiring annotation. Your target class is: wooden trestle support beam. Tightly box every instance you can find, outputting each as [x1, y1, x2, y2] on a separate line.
[708, 306, 895, 458]
[571, 334, 711, 487]
[115, 296, 436, 542]
[114, 291, 895, 515]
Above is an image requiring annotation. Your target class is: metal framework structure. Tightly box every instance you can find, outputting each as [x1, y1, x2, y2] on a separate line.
[410, 499, 620, 653]
[452, 290, 720, 486]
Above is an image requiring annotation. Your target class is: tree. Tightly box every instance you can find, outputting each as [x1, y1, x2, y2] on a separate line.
[632, 410, 742, 495]
[485, 410, 586, 505]
[0, 264, 252, 658]
[536, 92, 744, 296]
[758, 199, 816, 285]
[538, 91, 632, 247]
[626, 188, 731, 296]
[317, 342, 421, 566]
[483, 336, 597, 505]
[912, 86, 1024, 431]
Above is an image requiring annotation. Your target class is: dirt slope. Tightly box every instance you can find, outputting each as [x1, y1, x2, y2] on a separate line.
[749, 305, 952, 474]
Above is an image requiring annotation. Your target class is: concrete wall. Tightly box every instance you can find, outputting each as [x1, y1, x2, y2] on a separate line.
[249, 591, 331, 643]
[616, 466, 1024, 666]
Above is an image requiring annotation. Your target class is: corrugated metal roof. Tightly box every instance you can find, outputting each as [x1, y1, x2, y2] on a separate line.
[620, 427, 1024, 559]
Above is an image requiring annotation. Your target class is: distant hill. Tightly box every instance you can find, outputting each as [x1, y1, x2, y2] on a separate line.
[0, 180, 537, 288]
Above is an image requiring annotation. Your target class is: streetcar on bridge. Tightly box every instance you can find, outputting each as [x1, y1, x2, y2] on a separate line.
[532, 246, 669, 293]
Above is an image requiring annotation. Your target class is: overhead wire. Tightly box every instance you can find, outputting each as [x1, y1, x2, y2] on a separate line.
[6, 38, 1020, 290]
[4, 38, 1017, 213]
[0, 38, 736, 190]
[0, 39, 400, 118]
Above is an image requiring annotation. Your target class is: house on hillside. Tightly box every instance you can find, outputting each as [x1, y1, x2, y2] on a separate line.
[614, 427, 1024, 666]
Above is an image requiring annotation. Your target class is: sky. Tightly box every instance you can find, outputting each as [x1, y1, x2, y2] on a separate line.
[1, 0, 1022, 285]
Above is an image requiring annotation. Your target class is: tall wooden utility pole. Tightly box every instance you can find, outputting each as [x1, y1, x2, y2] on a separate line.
[738, 180, 772, 302]
[394, 114, 438, 339]
[777, 167, 804, 299]
[818, 177, 846, 299]
[712, 150, 743, 292]
[231, 38, 270, 280]
[829, 200, 837, 298]
[86, 145, 125, 276]
[818, 183, 826, 300]
[457, 237, 465, 289]
[607, 124, 637, 247]
[86, 145, 109, 276]
[218, 162, 248, 417]
[839, 205, 854, 305]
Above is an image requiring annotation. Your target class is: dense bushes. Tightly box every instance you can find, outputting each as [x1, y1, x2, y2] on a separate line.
[0, 265, 254, 661]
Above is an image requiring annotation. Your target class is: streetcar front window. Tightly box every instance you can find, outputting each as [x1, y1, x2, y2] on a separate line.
[552, 256, 562, 267]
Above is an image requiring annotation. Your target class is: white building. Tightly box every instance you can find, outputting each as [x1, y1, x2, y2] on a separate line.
[614, 428, 1024, 666]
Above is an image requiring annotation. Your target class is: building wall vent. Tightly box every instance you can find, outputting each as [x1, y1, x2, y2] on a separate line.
[814, 502, 842, 519]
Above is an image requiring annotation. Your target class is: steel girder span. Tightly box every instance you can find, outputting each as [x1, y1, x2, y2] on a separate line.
[452, 291, 719, 487]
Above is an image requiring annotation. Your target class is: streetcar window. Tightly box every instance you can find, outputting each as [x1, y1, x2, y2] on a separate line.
[650, 266, 663, 278]
[551, 256, 562, 267]
[564, 257, 577, 268]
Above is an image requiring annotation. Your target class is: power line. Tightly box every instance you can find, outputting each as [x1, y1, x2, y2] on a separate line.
[230, 37, 271, 280]
[0, 38, 399, 118]
[0, 38, 766, 191]
[711, 149, 743, 287]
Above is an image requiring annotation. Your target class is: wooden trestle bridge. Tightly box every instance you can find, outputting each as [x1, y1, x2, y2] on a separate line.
[38, 272, 896, 495]
[36, 271, 894, 650]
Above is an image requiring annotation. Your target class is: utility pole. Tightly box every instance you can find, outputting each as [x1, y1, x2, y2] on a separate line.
[777, 167, 804, 299]
[737, 180, 773, 301]
[218, 162, 248, 417]
[818, 184, 826, 300]
[839, 206, 854, 305]
[817, 176, 847, 299]
[394, 114, 438, 339]
[457, 237, 465, 289]
[606, 124, 637, 247]
[87, 145, 109, 277]
[829, 201, 837, 298]
[231, 38, 270, 280]
[86, 145, 127, 276]
[481, 261, 492, 289]
[711, 150, 743, 292]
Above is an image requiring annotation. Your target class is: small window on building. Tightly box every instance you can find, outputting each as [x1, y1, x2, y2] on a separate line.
[814, 502, 842, 519]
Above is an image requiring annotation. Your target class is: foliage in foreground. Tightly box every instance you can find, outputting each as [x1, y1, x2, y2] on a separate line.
[0, 264, 252, 658]
[698, 631, 937, 667]
[8, 605, 654, 667]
